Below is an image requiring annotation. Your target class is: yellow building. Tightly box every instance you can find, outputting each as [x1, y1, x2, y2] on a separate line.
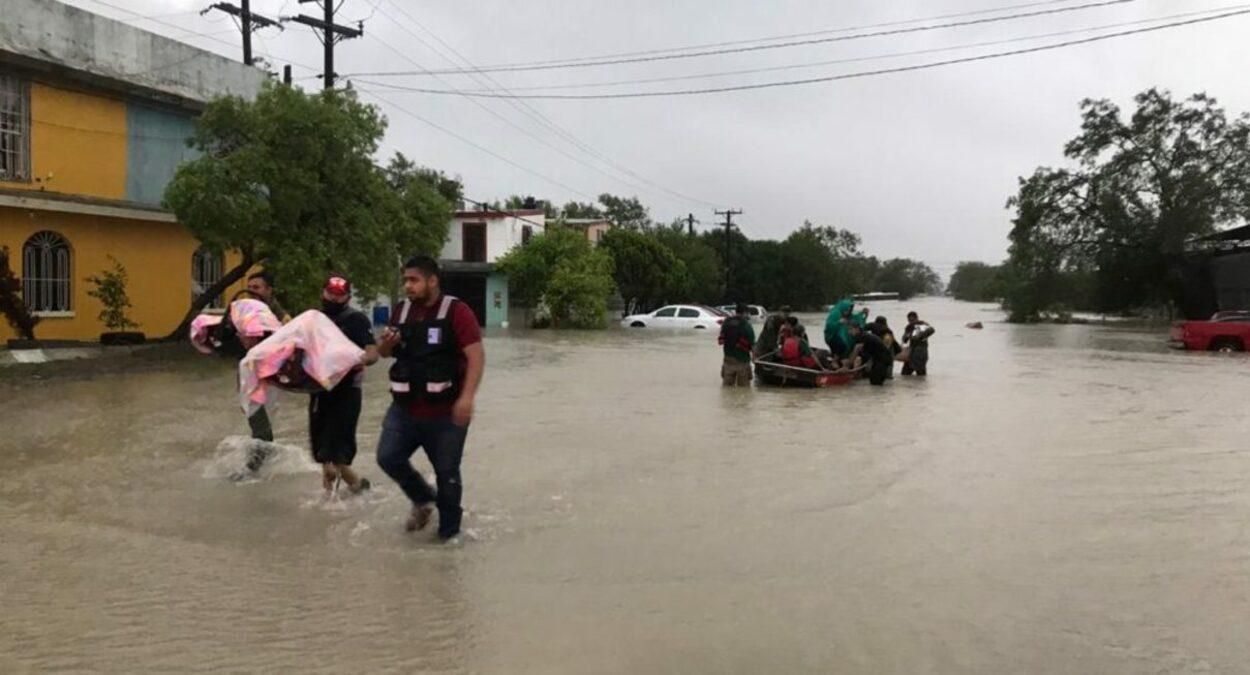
[1, 0, 266, 343]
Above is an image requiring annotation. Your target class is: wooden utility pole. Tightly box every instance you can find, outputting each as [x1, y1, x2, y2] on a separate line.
[292, 0, 364, 90]
[715, 209, 742, 301]
[687, 213, 696, 235]
[205, 0, 282, 66]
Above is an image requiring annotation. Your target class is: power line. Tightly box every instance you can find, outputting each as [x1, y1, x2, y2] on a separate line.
[371, 0, 724, 210]
[347, 0, 1136, 77]
[435, 4, 1250, 94]
[361, 22, 631, 205]
[204, 1, 283, 66]
[405, 0, 1084, 71]
[291, 0, 365, 90]
[357, 88, 599, 200]
[80, 0, 321, 76]
[354, 9, 1250, 100]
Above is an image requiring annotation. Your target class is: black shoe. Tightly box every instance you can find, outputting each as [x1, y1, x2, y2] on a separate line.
[349, 477, 371, 495]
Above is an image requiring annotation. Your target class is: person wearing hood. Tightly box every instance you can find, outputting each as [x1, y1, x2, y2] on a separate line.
[310, 274, 380, 495]
[823, 299, 856, 359]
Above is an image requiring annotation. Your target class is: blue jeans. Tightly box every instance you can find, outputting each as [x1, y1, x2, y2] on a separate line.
[375, 402, 468, 537]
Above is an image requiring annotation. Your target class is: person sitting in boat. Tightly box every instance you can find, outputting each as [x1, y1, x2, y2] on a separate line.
[824, 299, 861, 360]
[779, 322, 820, 370]
[754, 312, 784, 358]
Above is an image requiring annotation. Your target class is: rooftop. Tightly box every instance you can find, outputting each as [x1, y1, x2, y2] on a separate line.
[0, 0, 268, 109]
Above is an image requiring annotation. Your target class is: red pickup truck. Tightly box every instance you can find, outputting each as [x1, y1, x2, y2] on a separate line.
[1170, 311, 1250, 352]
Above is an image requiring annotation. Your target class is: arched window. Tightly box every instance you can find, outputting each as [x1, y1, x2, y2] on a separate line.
[191, 247, 223, 308]
[22, 231, 71, 313]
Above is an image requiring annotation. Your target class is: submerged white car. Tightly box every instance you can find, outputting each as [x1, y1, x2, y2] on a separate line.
[716, 304, 768, 322]
[621, 305, 727, 330]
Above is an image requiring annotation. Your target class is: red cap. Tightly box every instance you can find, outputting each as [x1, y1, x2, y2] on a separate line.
[324, 275, 351, 296]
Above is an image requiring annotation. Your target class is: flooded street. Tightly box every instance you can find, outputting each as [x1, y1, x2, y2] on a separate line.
[2, 297, 1249, 673]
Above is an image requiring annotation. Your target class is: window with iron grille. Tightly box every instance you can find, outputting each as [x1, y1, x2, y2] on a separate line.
[192, 247, 224, 309]
[0, 74, 31, 182]
[22, 231, 72, 313]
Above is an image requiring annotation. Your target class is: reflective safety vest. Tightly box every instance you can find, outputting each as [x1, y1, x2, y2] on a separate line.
[388, 295, 462, 404]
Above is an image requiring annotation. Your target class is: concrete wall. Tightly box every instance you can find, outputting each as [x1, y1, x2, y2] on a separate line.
[126, 103, 197, 205]
[0, 206, 248, 341]
[441, 213, 546, 263]
[0, 82, 129, 200]
[585, 222, 610, 244]
[0, 0, 267, 108]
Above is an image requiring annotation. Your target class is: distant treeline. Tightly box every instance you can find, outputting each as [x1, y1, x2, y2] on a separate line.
[497, 193, 942, 327]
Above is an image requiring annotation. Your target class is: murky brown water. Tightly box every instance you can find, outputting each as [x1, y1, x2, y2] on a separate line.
[3, 298, 1249, 673]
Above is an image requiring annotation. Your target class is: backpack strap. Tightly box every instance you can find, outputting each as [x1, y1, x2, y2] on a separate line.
[397, 299, 412, 324]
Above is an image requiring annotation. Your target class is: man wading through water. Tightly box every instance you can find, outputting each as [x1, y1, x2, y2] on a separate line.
[901, 311, 935, 377]
[377, 256, 484, 541]
[311, 275, 379, 495]
[231, 270, 291, 480]
[718, 302, 755, 386]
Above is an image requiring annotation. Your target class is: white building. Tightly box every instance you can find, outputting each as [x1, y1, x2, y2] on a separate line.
[438, 208, 546, 327]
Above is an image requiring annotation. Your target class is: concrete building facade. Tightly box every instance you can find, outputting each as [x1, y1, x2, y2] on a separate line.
[438, 208, 546, 327]
[1, 0, 266, 342]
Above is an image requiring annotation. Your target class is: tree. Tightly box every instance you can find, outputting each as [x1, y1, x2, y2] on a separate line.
[544, 248, 617, 328]
[385, 152, 463, 206]
[496, 227, 617, 328]
[85, 256, 140, 331]
[779, 226, 840, 309]
[1004, 88, 1250, 320]
[597, 193, 651, 229]
[0, 246, 38, 341]
[948, 262, 1004, 302]
[164, 82, 448, 339]
[871, 258, 942, 299]
[654, 225, 723, 304]
[561, 201, 604, 219]
[599, 228, 687, 311]
[385, 155, 456, 258]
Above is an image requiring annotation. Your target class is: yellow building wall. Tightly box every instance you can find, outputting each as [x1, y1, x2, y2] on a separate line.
[0, 83, 128, 200]
[1, 207, 249, 342]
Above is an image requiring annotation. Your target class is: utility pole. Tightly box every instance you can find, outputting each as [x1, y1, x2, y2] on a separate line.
[686, 213, 696, 236]
[292, 0, 364, 90]
[715, 209, 742, 301]
[204, 0, 282, 66]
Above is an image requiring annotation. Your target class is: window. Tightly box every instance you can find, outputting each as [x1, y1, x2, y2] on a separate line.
[192, 247, 224, 308]
[522, 225, 533, 245]
[678, 307, 700, 318]
[654, 307, 677, 317]
[22, 231, 71, 313]
[0, 74, 31, 181]
[463, 222, 487, 262]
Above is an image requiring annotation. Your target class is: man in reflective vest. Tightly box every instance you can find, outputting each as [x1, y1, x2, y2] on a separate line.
[377, 256, 485, 541]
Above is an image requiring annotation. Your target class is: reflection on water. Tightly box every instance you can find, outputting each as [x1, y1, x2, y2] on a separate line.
[2, 298, 1249, 673]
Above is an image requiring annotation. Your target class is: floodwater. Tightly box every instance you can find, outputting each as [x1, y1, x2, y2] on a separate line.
[2, 297, 1249, 674]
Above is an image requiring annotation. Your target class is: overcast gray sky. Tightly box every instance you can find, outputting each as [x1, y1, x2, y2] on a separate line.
[63, 0, 1250, 275]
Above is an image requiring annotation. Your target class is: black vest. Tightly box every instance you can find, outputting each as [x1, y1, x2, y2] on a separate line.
[721, 316, 750, 351]
[388, 295, 462, 403]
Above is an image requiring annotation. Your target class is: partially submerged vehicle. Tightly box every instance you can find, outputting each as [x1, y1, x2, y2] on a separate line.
[715, 304, 768, 322]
